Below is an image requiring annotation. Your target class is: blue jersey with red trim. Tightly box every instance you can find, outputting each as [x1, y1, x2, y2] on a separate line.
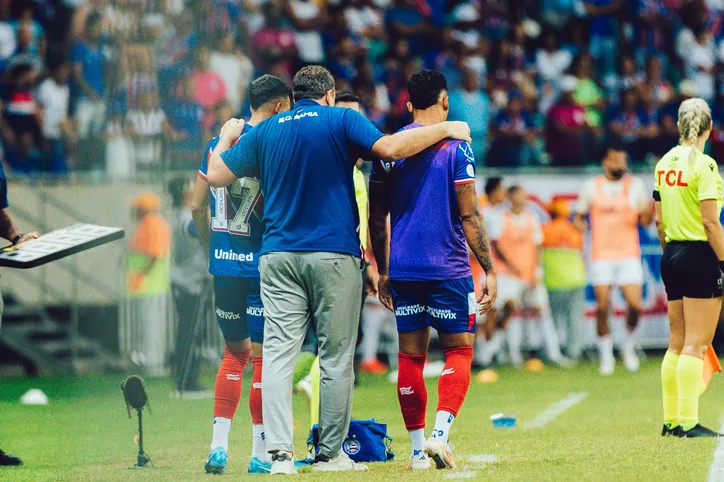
[370, 123, 476, 281]
[198, 123, 263, 278]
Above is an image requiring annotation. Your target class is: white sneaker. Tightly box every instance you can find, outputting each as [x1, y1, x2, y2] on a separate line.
[622, 344, 640, 373]
[408, 453, 431, 470]
[425, 438, 456, 469]
[599, 356, 615, 376]
[270, 452, 297, 475]
[387, 369, 399, 384]
[312, 452, 368, 472]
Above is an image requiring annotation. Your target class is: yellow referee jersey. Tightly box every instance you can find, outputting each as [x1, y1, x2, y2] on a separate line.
[654, 145, 723, 242]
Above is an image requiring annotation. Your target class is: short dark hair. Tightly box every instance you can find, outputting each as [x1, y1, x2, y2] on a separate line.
[335, 90, 360, 104]
[508, 185, 523, 196]
[484, 177, 503, 196]
[407, 69, 447, 110]
[248, 74, 292, 111]
[293, 65, 335, 102]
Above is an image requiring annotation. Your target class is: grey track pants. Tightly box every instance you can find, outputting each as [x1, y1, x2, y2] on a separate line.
[259, 251, 362, 456]
[548, 288, 585, 360]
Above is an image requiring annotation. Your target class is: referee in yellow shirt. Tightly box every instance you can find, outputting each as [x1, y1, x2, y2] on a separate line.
[654, 97, 724, 438]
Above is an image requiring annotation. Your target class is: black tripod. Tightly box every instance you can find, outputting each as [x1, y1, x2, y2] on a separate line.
[133, 409, 151, 468]
[121, 375, 151, 469]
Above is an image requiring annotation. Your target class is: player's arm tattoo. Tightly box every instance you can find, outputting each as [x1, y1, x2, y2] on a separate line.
[455, 183, 494, 272]
[368, 179, 391, 275]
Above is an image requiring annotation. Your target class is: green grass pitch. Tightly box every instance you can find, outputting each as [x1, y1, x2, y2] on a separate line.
[1, 357, 723, 481]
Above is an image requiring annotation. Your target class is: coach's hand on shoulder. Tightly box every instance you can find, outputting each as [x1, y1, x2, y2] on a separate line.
[445, 121, 472, 144]
[219, 118, 246, 142]
[378, 274, 393, 312]
[478, 271, 497, 315]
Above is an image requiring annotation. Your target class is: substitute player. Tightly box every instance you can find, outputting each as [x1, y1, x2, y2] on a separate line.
[191, 75, 291, 474]
[369, 69, 497, 470]
[655, 97, 724, 438]
[489, 186, 568, 366]
[575, 146, 652, 375]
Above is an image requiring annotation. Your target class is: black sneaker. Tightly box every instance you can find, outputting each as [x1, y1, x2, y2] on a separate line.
[313, 454, 330, 464]
[661, 424, 682, 437]
[0, 449, 22, 466]
[680, 424, 723, 438]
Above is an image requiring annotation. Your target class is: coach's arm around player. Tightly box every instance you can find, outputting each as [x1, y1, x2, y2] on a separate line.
[204, 116, 473, 188]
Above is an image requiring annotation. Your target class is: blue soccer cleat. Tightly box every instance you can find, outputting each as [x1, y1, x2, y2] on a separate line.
[205, 447, 227, 474]
[247, 456, 272, 474]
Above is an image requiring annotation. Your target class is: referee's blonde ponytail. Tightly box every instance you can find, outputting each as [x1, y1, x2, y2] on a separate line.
[678, 97, 712, 166]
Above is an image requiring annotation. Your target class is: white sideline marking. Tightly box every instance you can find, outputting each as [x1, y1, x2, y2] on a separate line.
[524, 392, 588, 429]
[446, 470, 479, 479]
[707, 412, 724, 482]
[468, 454, 497, 463]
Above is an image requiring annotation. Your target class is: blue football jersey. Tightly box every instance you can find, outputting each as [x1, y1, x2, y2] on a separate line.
[199, 123, 263, 278]
[369, 123, 476, 281]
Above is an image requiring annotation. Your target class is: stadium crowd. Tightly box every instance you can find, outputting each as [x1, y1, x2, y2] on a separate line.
[6, 0, 724, 175]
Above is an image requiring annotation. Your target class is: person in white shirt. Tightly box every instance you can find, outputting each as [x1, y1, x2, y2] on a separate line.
[37, 62, 72, 174]
[126, 91, 168, 169]
[535, 29, 572, 85]
[209, 33, 254, 114]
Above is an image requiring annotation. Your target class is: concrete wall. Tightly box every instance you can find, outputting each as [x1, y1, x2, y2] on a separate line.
[3, 181, 172, 305]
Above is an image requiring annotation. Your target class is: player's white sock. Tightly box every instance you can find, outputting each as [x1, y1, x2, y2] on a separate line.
[430, 411, 455, 444]
[506, 318, 524, 366]
[540, 311, 563, 360]
[409, 428, 425, 458]
[211, 417, 232, 452]
[252, 424, 270, 462]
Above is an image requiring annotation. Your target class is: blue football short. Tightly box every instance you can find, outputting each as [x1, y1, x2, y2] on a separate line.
[390, 276, 476, 334]
[213, 276, 265, 343]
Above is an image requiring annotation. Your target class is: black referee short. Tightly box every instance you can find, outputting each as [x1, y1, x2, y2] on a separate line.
[661, 241, 723, 300]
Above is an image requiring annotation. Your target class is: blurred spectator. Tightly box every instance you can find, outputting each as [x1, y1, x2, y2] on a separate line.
[639, 56, 673, 109]
[288, 0, 327, 63]
[37, 62, 73, 175]
[253, 1, 298, 76]
[72, 13, 106, 142]
[209, 33, 253, 115]
[607, 88, 646, 161]
[683, 24, 716, 104]
[448, 68, 490, 163]
[581, 0, 623, 76]
[486, 92, 535, 167]
[189, 45, 226, 117]
[9, 3, 45, 58]
[572, 53, 605, 133]
[604, 54, 641, 101]
[126, 91, 169, 171]
[166, 78, 204, 167]
[1, 63, 41, 174]
[535, 28, 573, 84]
[546, 75, 587, 166]
[385, 0, 433, 57]
[207, 100, 234, 142]
[104, 109, 134, 180]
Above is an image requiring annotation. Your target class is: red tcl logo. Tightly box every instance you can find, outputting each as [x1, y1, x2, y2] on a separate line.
[657, 170, 688, 187]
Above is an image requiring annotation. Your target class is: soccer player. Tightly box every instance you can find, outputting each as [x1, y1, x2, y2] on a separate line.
[488, 186, 568, 366]
[369, 69, 497, 470]
[655, 97, 723, 437]
[574, 146, 652, 375]
[191, 75, 292, 474]
[206, 65, 471, 475]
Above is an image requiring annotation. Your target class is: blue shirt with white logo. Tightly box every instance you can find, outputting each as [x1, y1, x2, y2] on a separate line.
[199, 123, 262, 278]
[370, 123, 476, 281]
[221, 99, 384, 257]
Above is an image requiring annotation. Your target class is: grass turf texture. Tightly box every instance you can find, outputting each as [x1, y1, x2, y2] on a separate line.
[1, 357, 723, 481]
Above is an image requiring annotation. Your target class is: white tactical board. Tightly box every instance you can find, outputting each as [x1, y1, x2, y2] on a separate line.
[0, 224, 125, 269]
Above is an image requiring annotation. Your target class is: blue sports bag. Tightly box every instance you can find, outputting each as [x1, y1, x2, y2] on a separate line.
[306, 418, 394, 463]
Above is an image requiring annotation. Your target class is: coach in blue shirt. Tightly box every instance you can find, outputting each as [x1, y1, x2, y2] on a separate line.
[207, 65, 470, 474]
